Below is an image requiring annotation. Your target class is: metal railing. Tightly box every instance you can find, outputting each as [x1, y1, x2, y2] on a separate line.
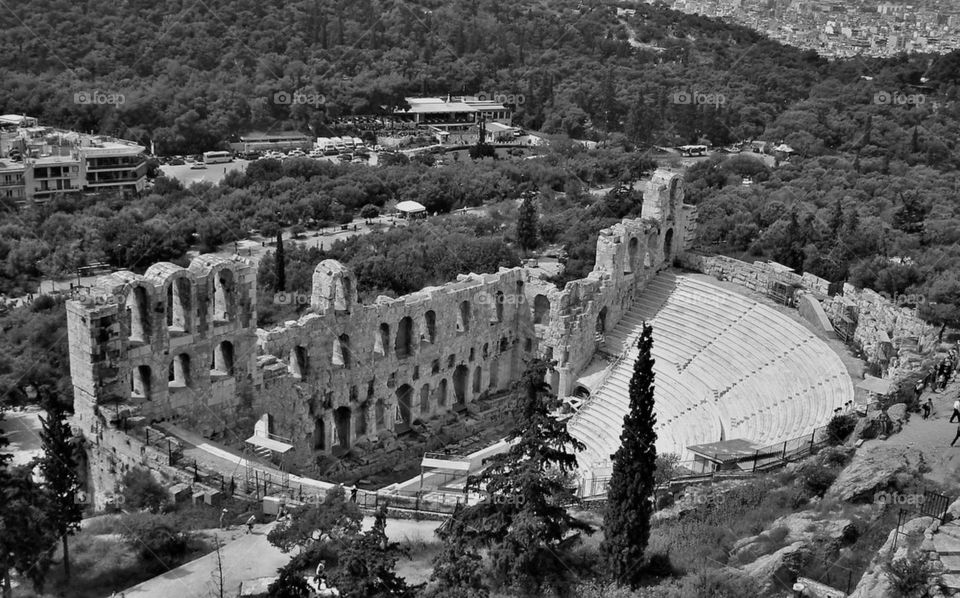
[578, 425, 832, 499]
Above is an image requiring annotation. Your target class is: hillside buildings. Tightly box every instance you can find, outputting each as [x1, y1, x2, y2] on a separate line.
[647, 0, 960, 58]
[0, 114, 147, 205]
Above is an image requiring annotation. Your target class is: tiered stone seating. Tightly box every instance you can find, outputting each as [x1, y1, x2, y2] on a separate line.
[569, 271, 854, 480]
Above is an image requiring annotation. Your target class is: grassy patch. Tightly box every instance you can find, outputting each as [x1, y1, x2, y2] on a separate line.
[15, 527, 213, 598]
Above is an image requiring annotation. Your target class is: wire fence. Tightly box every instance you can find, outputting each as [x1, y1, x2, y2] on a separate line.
[579, 425, 832, 499]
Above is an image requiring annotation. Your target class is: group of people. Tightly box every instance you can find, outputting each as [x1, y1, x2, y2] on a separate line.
[916, 349, 960, 402]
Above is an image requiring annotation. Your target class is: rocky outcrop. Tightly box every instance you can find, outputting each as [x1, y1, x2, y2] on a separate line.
[742, 541, 811, 596]
[731, 512, 856, 564]
[826, 445, 925, 503]
[848, 516, 935, 598]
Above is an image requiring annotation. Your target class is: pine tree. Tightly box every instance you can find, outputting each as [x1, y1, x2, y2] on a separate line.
[37, 388, 83, 582]
[1, 412, 54, 598]
[331, 507, 412, 598]
[451, 359, 593, 595]
[275, 229, 286, 293]
[423, 503, 489, 598]
[600, 323, 658, 588]
[516, 191, 540, 253]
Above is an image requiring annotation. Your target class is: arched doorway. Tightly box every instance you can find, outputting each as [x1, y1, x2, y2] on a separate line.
[419, 384, 431, 417]
[626, 237, 639, 273]
[396, 317, 413, 359]
[533, 295, 550, 325]
[212, 341, 234, 375]
[472, 365, 482, 394]
[395, 384, 413, 433]
[453, 365, 469, 405]
[596, 307, 608, 336]
[663, 228, 674, 262]
[333, 406, 351, 451]
[438, 379, 448, 407]
[313, 417, 325, 450]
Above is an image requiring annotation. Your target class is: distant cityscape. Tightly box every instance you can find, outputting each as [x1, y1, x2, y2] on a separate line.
[646, 0, 960, 58]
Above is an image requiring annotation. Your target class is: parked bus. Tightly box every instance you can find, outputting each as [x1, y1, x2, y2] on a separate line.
[203, 150, 233, 164]
[678, 145, 708, 157]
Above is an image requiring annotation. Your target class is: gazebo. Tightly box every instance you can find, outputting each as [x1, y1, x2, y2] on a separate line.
[395, 200, 427, 219]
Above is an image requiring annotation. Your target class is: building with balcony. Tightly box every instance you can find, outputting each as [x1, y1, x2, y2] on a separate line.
[0, 159, 26, 204]
[393, 97, 512, 133]
[0, 114, 147, 205]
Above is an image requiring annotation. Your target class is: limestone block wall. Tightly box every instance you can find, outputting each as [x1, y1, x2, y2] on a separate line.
[531, 169, 698, 395]
[67, 255, 258, 436]
[254, 264, 536, 463]
[67, 167, 699, 488]
[823, 284, 936, 375]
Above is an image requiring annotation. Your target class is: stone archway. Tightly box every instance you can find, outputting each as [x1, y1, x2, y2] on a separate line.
[664, 228, 674, 263]
[395, 384, 413, 433]
[333, 406, 351, 451]
[453, 365, 469, 405]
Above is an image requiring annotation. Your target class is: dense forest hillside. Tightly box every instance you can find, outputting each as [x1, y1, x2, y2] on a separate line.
[1, 0, 829, 153]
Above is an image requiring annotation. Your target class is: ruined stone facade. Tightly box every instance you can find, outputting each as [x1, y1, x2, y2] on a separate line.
[67, 169, 696, 478]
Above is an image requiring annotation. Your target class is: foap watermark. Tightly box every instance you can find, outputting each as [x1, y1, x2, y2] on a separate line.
[75, 490, 125, 506]
[873, 91, 925, 106]
[874, 491, 924, 506]
[672, 90, 726, 107]
[684, 488, 726, 507]
[476, 91, 526, 105]
[74, 90, 125, 106]
[878, 291, 926, 308]
[476, 291, 525, 307]
[273, 91, 326, 106]
[274, 291, 312, 306]
[479, 491, 526, 506]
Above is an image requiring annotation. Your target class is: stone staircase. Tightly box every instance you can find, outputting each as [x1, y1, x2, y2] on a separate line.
[933, 521, 960, 591]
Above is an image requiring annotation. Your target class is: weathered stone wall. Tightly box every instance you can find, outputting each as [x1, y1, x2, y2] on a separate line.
[254, 265, 535, 468]
[67, 167, 698, 491]
[533, 169, 698, 394]
[67, 254, 259, 438]
[823, 284, 937, 377]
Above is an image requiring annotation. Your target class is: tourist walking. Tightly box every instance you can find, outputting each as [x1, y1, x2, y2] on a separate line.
[246, 514, 256, 534]
[951, 422, 960, 447]
[923, 398, 933, 419]
[219, 508, 228, 529]
[951, 399, 960, 423]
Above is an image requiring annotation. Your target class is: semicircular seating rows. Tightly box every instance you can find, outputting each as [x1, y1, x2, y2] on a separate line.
[569, 271, 854, 477]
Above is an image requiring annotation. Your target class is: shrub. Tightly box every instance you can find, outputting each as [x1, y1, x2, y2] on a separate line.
[885, 553, 930, 595]
[121, 468, 168, 512]
[798, 463, 838, 498]
[826, 414, 857, 445]
[119, 512, 189, 563]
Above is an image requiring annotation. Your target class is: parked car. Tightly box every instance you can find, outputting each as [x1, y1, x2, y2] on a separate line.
[169, 157, 185, 165]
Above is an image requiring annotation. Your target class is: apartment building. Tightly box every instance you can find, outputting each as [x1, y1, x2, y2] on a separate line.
[0, 115, 146, 205]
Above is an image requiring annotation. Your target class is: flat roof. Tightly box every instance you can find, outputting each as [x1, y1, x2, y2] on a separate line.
[403, 102, 476, 114]
[240, 131, 310, 141]
[0, 159, 25, 170]
[687, 439, 761, 461]
[245, 435, 293, 454]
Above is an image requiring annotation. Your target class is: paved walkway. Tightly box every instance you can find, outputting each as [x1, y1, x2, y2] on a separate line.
[0, 406, 45, 466]
[121, 517, 442, 597]
[862, 377, 960, 488]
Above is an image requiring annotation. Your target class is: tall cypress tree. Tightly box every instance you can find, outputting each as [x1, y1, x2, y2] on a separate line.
[275, 228, 286, 293]
[37, 388, 83, 582]
[601, 323, 658, 588]
[516, 191, 539, 253]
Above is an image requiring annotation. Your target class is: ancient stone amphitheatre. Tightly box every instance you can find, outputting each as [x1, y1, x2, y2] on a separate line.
[67, 168, 854, 507]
